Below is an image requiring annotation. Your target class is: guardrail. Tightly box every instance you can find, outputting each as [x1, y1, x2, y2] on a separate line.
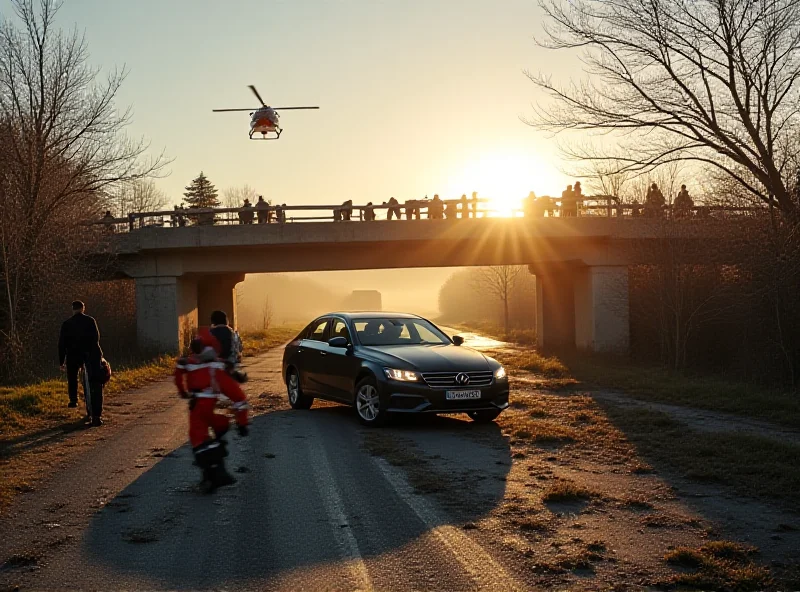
[92, 196, 767, 233]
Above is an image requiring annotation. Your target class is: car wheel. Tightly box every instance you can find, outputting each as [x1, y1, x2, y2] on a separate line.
[467, 409, 502, 424]
[354, 376, 387, 427]
[287, 368, 314, 410]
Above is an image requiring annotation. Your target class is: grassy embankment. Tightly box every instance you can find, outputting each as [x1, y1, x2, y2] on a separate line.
[0, 325, 299, 442]
[454, 322, 800, 507]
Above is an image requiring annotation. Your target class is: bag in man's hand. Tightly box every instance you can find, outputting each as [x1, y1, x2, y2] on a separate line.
[99, 358, 112, 385]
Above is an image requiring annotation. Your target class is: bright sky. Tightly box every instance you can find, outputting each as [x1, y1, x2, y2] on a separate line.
[12, 0, 577, 210]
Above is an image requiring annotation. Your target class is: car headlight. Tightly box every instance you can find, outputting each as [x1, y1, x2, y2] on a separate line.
[384, 368, 420, 382]
[494, 366, 507, 379]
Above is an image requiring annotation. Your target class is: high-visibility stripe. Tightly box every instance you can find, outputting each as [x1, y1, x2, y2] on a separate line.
[232, 400, 250, 410]
[177, 362, 226, 371]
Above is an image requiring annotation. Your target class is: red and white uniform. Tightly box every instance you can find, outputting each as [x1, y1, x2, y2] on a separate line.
[174, 346, 248, 448]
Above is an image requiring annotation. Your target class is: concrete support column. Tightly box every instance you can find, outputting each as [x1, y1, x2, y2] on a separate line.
[135, 276, 198, 353]
[574, 266, 629, 353]
[533, 265, 630, 353]
[197, 273, 245, 329]
[535, 271, 576, 350]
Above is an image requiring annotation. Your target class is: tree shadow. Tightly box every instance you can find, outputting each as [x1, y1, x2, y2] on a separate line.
[80, 406, 511, 588]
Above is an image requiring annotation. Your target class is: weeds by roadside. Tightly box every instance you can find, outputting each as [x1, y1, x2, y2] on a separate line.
[0, 325, 298, 442]
[664, 542, 772, 591]
[240, 326, 299, 356]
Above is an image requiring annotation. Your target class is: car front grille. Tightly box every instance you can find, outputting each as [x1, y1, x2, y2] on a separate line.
[421, 371, 494, 389]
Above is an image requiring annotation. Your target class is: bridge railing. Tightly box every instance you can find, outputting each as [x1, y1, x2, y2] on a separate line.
[92, 196, 767, 232]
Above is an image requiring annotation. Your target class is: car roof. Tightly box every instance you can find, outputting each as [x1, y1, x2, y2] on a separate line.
[324, 311, 423, 320]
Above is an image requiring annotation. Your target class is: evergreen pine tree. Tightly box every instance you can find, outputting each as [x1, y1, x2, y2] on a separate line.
[183, 172, 219, 208]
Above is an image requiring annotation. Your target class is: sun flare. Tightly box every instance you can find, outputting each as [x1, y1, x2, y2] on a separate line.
[443, 152, 564, 217]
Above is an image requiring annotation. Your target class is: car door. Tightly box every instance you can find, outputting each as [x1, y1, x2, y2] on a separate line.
[319, 317, 362, 401]
[298, 317, 330, 395]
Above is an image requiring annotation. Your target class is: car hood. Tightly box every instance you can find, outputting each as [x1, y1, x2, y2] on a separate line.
[358, 344, 492, 372]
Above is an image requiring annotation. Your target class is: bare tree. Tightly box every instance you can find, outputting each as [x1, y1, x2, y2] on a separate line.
[222, 184, 258, 209]
[261, 296, 273, 331]
[0, 0, 168, 377]
[472, 266, 523, 335]
[110, 179, 168, 217]
[527, 0, 800, 221]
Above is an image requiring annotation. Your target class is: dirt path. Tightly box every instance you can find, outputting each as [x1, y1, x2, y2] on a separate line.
[1, 340, 798, 590]
[0, 348, 527, 591]
[590, 388, 800, 445]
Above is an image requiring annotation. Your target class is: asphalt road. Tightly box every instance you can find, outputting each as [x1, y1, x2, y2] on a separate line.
[0, 346, 523, 591]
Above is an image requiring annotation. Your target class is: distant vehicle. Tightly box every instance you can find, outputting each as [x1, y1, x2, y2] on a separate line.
[282, 312, 510, 426]
[212, 85, 319, 140]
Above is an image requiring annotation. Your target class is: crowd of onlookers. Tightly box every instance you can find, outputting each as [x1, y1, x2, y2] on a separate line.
[100, 182, 707, 230]
[522, 182, 699, 219]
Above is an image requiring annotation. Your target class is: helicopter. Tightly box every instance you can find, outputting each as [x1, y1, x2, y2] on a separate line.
[212, 85, 319, 140]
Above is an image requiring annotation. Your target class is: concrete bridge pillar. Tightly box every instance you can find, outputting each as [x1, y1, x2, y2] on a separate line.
[197, 273, 245, 330]
[135, 276, 198, 353]
[533, 265, 629, 353]
[134, 273, 244, 353]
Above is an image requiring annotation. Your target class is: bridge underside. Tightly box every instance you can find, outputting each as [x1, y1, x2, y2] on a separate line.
[116, 218, 731, 353]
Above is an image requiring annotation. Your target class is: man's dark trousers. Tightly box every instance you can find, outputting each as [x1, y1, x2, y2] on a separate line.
[67, 355, 103, 417]
[66, 357, 83, 405]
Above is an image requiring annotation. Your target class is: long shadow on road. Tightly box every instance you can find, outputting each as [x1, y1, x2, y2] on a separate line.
[81, 405, 510, 589]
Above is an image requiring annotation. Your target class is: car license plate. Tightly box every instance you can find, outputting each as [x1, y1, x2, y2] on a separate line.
[445, 390, 482, 400]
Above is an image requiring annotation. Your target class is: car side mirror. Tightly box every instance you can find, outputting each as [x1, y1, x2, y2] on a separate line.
[452, 335, 464, 346]
[328, 336, 349, 349]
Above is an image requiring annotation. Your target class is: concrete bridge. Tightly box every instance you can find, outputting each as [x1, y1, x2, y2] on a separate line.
[108, 210, 743, 355]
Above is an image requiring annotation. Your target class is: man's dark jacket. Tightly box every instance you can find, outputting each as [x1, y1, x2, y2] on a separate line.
[58, 312, 103, 366]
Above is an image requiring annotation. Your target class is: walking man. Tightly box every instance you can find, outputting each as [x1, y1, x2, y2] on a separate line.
[58, 300, 105, 426]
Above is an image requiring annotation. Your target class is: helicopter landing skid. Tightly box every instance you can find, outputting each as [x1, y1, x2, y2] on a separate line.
[249, 128, 282, 141]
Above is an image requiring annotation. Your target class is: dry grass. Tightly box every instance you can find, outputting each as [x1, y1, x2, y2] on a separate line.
[541, 480, 592, 503]
[604, 406, 800, 505]
[664, 542, 772, 591]
[564, 353, 800, 429]
[0, 325, 297, 443]
[239, 325, 300, 356]
[0, 356, 174, 440]
[492, 349, 570, 378]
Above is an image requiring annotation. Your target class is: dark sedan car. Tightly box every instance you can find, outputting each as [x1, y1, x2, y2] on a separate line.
[282, 312, 510, 426]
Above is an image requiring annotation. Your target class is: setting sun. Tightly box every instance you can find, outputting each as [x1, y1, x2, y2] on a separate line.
[443, 151, 565, 216]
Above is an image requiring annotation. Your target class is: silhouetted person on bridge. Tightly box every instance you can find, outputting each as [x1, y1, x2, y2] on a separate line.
[255, 196, 269, 224]
[645, 183, 665, 217]
[340, 200, 353, 221]
[460, 194, 468, 219]
[673, 184, 693, 219]
[277, 203, 286, 223]
[561, 185, 576, 217]
[238, 199, 254, 224]
[573, 182, 584, 215]
[405, 199, 419, 220]
[444, 199, 457, 220]
[102, 210, 115, 233]
[384, 197, 401, 220]
[363, 202, 376, 221]
[59, 300, 107, 426]
[429, 194, 444, 219]
[630, 199, 642, 217]
[470, 192, 479, 218]
[524, 191, 538, 217]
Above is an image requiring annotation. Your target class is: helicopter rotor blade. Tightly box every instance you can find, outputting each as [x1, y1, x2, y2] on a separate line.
[272, 106, 321, 110]
[248, 85, 266, 106]
[212, 108, 259, 112]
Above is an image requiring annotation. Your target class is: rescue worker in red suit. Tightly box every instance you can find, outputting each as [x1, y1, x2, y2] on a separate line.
[197, 310, 247, 383]
[175, 336, 249, 492]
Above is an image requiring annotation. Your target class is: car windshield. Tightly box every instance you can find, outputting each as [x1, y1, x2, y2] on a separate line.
[354, 318, 450, 346]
